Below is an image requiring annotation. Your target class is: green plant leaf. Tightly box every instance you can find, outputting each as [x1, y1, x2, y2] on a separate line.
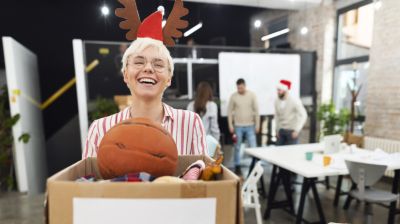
[317, 102, 350, 137]
[0, 85, 30, 191]
[89, 97, 119, 122]
[18, 133, 30, 143]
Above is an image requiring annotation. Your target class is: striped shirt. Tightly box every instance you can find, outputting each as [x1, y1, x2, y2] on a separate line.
[83, 103, 207, 159]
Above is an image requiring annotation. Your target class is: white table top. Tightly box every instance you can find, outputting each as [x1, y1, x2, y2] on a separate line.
[245, 143, 400, 178]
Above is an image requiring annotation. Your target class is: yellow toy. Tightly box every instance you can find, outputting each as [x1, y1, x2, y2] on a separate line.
[200, 155, 224, 181]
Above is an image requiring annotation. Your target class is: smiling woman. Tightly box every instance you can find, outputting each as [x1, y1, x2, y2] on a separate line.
[83, 9, 207, 158]
[122, 39, 173, 103]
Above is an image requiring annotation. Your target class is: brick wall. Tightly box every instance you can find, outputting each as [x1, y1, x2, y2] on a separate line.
[364, 0, 400, 139]
[287, 4, 336, 104]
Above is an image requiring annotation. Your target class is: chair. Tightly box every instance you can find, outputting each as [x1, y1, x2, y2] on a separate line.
[206, 135, 221, 159]
[345, 160, 398, 223]
[242, 161, 264, 224]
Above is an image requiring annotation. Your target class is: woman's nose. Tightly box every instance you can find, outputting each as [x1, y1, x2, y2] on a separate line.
[143, 61, 154, 72]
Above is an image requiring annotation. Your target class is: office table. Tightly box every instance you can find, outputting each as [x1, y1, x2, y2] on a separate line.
[245, 143, 400, 224]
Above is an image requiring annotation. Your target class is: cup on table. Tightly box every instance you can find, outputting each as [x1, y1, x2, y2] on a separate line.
[305, 152, 313, 161]
[323, 155, 332, 166]
[350, 144, 357, 153]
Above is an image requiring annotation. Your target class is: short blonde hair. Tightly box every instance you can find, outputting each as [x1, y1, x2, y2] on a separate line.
[121, 38, 174, 76]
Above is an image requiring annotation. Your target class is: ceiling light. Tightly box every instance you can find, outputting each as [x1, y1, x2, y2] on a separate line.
[101, 5, 110, 16]
[261, 28, 290, 41]
[254, 20, 261, 28]
[300, 26, 308, 35]
[184, 22, 203, 37]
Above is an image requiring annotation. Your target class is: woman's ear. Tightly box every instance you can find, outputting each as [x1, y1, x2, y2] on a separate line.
[123, 70, 129, 84]
[123, 70, 131, 90]
[166, 75, 172, 87]
[166, 79, 171, 87]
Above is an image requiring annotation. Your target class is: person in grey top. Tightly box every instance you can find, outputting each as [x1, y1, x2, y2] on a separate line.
[187, 81, 220, 141]
[274, 79, 307, 145]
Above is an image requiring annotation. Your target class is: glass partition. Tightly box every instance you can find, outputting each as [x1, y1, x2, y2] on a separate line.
[81, 40, 317, 143]
[336, 3, 374, 60]
[333, 62, 368, 116]
[334, 1, 374, 134]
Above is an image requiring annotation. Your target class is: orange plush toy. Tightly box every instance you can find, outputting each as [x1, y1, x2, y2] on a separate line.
[97, 117, 178, 179]
[200, 155, 224, 181]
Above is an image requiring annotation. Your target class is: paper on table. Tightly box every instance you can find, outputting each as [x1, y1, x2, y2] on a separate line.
[74, 198, 216, 224]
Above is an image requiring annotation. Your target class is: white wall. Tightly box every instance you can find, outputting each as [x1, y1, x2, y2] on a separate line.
[2, 37, 47, 194]
[73, 39, 88, 152]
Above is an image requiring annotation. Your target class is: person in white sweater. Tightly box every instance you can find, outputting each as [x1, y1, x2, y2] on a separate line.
[274, 79, 307, 145]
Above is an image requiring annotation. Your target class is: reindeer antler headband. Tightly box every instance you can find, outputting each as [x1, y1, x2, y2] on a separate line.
[115, 0, 189, 46]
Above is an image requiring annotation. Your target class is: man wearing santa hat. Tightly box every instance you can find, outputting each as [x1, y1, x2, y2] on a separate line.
[274, 79, 307, 145]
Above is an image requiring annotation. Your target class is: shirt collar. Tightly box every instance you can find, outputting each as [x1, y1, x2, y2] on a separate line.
[162, 103, 174, 121]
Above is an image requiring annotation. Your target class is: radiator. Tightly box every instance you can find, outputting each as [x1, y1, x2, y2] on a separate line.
[364, 136, 400, 177]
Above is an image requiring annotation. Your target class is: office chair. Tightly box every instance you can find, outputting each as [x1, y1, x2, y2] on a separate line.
[345, 160, 398, 224]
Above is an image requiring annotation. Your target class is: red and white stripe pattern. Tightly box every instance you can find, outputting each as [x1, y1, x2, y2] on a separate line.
[83, 103, 207, 159]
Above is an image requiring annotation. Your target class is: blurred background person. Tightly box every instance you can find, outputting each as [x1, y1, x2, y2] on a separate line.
[227, 78, 259, 174]
[187, 81, 220, 141]
[274, 79, 307, 145]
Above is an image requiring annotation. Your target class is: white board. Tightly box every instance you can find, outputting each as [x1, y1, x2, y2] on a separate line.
[219, 52, 301, 116]
[2, 37, 47, 193]
[74, 198, 216, 224]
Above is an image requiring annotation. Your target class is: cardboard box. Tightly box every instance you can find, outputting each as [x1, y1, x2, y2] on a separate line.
[47, 155, 243, 224]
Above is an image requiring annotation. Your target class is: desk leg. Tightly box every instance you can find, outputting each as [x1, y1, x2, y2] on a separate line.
[281, 168, 295, 214]
[264, 165, 278, 219]
[259, 175, 266, 198]
[247, 157, 258, 177]
[343, 182, 357, 210]
[296, 178, 311, 224]
[388, 170, 399, 224]
[296, 178, 326, 224]
[334, 175, 343, 207]
[310, 178, 326, 223]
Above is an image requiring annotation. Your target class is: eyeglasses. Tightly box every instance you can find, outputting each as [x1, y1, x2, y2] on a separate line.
[127, 56, 168, 73]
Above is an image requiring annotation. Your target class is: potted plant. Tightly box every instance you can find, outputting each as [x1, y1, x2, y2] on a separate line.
[317, 102, 350, 138]
[89, 97, 119, 123]
[0, 85, 30, 191]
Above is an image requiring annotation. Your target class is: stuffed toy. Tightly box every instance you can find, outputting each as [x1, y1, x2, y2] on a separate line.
[153, 176, 185, 183]
[179, 160, 206, 180]
[97, 117, 178, 179]
[200, 155, 224, 181]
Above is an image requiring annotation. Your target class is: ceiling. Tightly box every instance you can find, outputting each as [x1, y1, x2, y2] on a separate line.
[184, 0, 323, 10]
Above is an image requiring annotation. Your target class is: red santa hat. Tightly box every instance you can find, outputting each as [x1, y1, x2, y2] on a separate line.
[137, 11, 163, 42]
[277, 79, 291, 91]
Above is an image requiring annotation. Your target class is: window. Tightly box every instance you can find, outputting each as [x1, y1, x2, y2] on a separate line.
[334, 1, 374, 134]
[336, 3, 375, 60]
[333, 62, 368, 116]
